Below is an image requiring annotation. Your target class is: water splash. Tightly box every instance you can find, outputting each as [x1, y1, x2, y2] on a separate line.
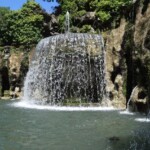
[119, 110, 134, 115]
[135, 118, 150, 123]
[12, 101, 116, 111]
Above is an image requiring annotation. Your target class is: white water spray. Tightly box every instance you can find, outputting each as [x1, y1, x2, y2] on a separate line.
[13, 101, 116, 111]
[22, 33, 107, 106]
[120, 86, 138, 115]
[126, 86, 138, 111]
[19, 10, 110, 109]
[65, 11, 70, 33]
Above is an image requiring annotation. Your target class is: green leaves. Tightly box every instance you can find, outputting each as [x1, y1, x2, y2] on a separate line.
[0, 1, 44, 47]
[80, 25, 92, 33]
[0, 7, 11, 45]
[56, 0, 132, 31]
[96, 11, 111, 23]
[95, 0, 131, 22]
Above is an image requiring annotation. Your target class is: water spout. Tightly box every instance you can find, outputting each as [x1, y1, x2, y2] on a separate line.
[120, 86, 137, 115]
[65, 11, 70, 33]
[127, 86, 137, 111]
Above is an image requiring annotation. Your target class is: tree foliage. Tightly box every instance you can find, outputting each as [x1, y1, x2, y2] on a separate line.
[0, 7, 10, 45]
[0, 0, 44, 46]
[56, 0, 132, 32]
[96, 0, 132, 22]
[0, 0, 134, 46]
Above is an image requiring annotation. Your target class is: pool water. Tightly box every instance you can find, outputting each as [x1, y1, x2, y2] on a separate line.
[0, 100, 150, 150]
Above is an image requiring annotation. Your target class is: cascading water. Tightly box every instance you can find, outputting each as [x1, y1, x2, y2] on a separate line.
[120, 86, 138, 115]
[23, 12, 107, 105]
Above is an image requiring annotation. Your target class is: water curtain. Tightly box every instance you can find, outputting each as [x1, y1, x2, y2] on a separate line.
[23, 12, 107, 105]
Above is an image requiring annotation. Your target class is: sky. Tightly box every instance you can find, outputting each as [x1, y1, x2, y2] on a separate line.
[0, 0, 59, 13]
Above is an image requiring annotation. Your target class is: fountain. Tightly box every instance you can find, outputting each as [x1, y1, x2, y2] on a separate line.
[65, 11, 70, 33]
[126, 86, 138, 111]
[120, 86, 150, 122]
[120, 86, 138, 115]
[22, 12, 107, 106]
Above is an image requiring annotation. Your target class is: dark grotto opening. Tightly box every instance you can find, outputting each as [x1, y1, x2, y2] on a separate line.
[0, 66, 10, 96]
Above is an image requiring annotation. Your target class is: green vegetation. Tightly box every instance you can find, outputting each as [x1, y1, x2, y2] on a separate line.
[56, 0, 132, 32]
[0, 7, 10, 45]
[0, 0, 134, 46]
[95, 0, 131, 22]
[0, 0, 46, 47]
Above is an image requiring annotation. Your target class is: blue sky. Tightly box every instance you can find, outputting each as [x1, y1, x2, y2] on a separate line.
[0, 0, 59, 13]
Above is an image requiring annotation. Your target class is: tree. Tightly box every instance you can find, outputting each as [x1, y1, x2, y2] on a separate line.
[0, 7, 11, 45]
[55, 0, 132, 32]
[96, 0, 132, 22]
[0, 0, 44, 47]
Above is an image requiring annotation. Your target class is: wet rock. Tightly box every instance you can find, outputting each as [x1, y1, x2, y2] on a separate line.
[105, 18, 126, 108]
[105, 3, 150, 109]
[129, 86, 149, 112]
[130, 86, 147, 104]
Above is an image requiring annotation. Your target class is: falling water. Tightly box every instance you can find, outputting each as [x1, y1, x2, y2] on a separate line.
[23, 33, 107, 105]
[120, 86, 138, 115]
[22, 11, 107, 105]
[127, 86, 137, 111]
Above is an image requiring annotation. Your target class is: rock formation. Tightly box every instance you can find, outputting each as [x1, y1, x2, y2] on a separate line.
[104, 1, 150, 110]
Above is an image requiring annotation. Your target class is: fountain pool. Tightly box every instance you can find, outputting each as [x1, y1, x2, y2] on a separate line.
[2, 11, 149, 150]
[0, 100, 150, 150]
